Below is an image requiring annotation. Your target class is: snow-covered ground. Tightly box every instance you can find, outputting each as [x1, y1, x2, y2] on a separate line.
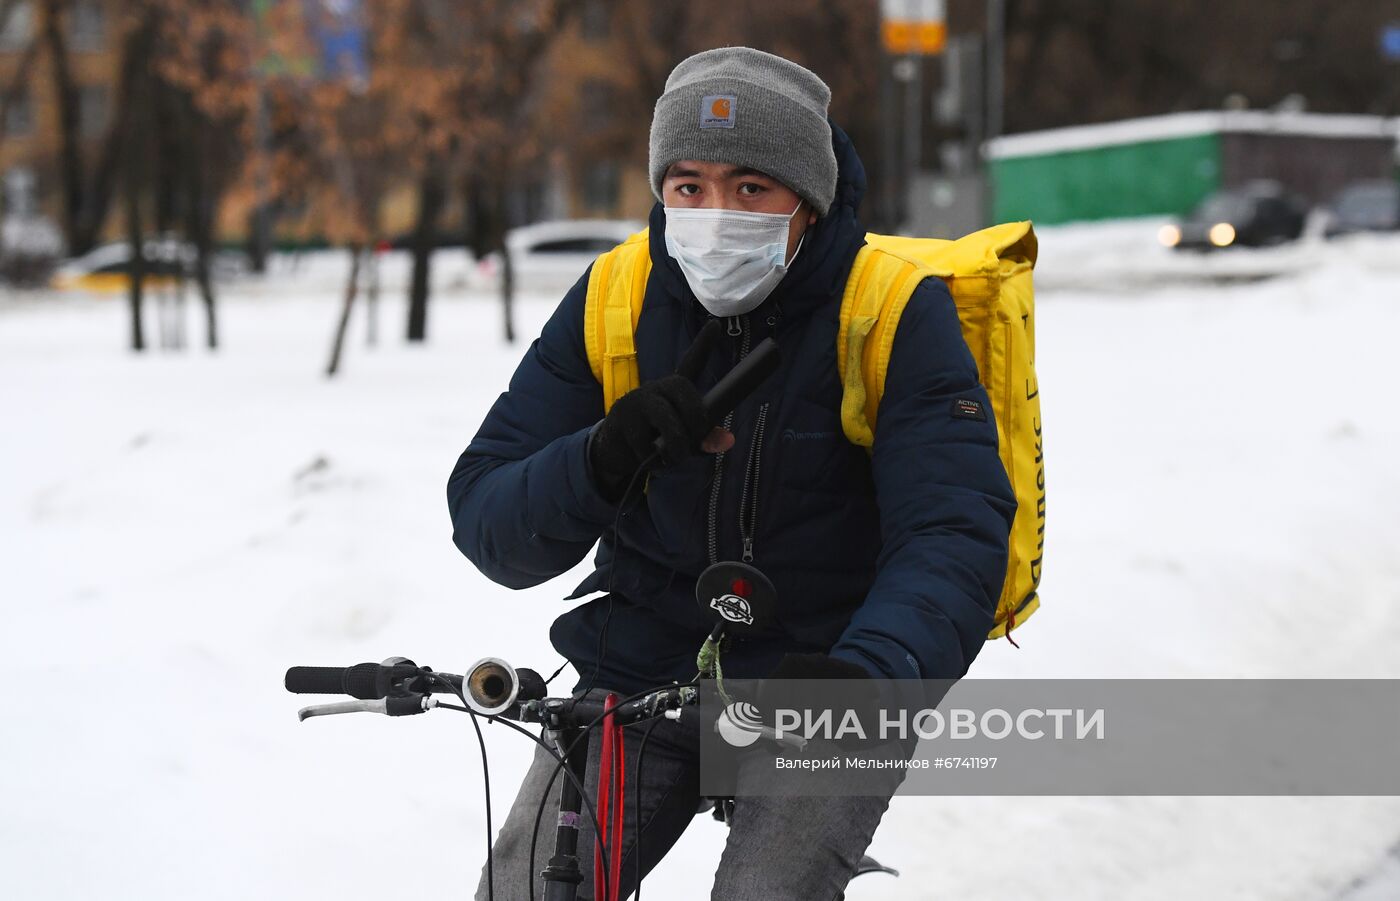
[4, 220, 1400, 900]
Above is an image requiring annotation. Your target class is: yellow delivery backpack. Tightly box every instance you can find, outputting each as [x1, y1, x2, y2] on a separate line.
[583, 222, 1043, 641]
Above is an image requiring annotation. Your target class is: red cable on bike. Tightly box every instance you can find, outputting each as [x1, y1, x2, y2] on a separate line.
[594, 692, 626, 901]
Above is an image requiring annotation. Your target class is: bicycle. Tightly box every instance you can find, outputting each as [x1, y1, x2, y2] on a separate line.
[284, 646, 899, 900]
[284, 330, 899, 898]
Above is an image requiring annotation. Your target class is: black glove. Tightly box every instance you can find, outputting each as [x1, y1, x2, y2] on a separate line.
[588, 375, 709, 500]
[587, 320, 722, 502]
[759, 653, 883, 750]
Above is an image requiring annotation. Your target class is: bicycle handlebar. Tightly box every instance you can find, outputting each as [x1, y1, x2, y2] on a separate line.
[284, 656, 809, 761]
[284, 657, 700, 730]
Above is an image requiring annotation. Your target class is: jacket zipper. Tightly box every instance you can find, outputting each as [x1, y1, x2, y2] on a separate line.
[704, 411, 732, 566]
[706, 315, 751, 565]
[738, 402, 769, 562]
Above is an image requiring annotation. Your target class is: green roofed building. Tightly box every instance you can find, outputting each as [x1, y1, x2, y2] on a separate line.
[986, 111, 1398, 226]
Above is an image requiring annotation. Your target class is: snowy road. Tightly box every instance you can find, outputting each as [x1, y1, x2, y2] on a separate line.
[4, 221, 1399, 899]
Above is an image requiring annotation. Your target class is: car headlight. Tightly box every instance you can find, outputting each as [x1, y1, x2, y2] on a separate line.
[1208, 223, 1236, 247]
[1158, 224, 1181, 247]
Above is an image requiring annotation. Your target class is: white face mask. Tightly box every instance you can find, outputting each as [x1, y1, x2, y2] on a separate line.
[663, 202, 804, 318]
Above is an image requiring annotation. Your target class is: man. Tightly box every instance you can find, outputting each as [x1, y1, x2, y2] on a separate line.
[449, 46, 1015, 900]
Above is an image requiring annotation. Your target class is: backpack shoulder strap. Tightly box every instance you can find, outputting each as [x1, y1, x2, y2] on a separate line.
[584, 228, 652, 412]
[836, 240, 948, 448]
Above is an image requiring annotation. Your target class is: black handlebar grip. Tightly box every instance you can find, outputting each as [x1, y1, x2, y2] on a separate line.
[285, 666, 349, 694]
[342, 662, 387, 700]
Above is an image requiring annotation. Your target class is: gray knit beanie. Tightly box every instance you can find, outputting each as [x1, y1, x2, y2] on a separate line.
[649, 47, 838, 216]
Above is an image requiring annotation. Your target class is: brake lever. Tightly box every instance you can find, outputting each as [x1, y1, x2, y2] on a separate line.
[297, 696, 434, 721]
[298, 699, 387, 721]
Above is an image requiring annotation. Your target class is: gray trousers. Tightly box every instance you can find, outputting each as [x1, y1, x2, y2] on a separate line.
[475, 690, 898, 901]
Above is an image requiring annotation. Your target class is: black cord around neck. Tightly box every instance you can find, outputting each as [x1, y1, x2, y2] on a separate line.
[575, 450, 659, 701]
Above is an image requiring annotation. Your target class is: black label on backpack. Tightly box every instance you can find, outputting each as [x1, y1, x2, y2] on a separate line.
[951, 398, 987, 422]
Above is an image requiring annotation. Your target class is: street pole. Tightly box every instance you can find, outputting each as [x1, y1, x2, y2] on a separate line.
[984, 0, 1005, 224]
[904, 50, 922, 229]
[880, 53, 899, 231]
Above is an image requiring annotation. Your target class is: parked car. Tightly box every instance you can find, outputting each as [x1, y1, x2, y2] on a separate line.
[1322, 180, 1400, 237]
[470, 219, 644, 293]
[51, 237, 247, 292]
[1159, 182, 1308, 251]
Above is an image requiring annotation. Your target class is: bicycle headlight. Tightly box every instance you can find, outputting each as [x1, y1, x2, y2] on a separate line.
[463, 657, 521, 716]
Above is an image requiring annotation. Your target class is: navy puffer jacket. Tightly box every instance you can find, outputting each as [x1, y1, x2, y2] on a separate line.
[448, 124, 1016, 695]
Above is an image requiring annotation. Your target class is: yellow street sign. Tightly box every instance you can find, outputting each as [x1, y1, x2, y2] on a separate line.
[880, 0, 947, 55]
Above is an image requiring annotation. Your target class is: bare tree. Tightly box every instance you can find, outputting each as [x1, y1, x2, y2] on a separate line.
[370, 0, 576, 345]
[325, 242, 362, 377]
[266, 71, 395, 375]
[152, 0, 256, 350]
[31, 0, 126, 256]
[112, 3, 158, 351]
[106, 0, 252, 352]
[308, 90, 392, 377]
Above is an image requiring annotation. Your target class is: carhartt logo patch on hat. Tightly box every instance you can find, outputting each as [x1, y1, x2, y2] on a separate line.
[699, 94, 736, 129]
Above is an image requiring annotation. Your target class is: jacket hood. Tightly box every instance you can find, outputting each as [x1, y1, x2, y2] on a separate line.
[647, 120, 869, 322]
